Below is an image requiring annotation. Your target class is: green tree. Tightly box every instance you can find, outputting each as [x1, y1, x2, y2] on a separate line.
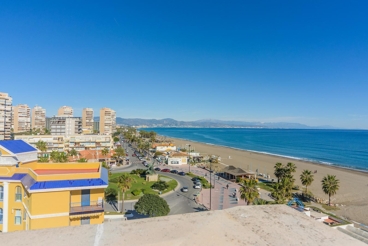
[69, 148, 78, 160]
[271, 177, 294, 204]
[274, 162, 285, 183]
[117, 173, 133, 212]
[105, 187, 117, 202]
[101, 147, 109, 161]
[114, 146, 125, 163]
[113, 137, 119, 143]
[321, 175, 339, 206]
[300, 170, 314, 194]
[239, 179, 259, 205]
[50, 151, 68, 163]
[134, 194, 170, 217]
[35, 140, 47, 154]
[77, 158, 88, 163]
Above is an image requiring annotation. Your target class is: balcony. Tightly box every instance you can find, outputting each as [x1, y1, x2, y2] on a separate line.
[70, 200, 104, 214]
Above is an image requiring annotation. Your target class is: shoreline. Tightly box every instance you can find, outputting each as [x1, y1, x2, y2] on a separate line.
[159, 135, 368, 175]
[159, 135, 368, 225]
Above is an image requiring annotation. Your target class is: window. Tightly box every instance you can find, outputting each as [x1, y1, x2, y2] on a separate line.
[0, 208, 3, 224]
[15, 209, 22, 225]
[15, 186, 22, 202]
[0, 186, 3, 201]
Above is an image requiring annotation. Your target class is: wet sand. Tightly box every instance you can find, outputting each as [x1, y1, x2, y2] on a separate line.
[169, 137, 368, 225]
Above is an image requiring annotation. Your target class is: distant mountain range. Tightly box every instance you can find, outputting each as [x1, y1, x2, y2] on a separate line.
[94, 117, 335, 129]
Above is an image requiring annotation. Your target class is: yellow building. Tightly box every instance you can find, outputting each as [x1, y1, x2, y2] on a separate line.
[0, 140, 108, 233]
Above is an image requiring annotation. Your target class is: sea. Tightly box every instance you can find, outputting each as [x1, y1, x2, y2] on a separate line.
[143, 128, 368, 172]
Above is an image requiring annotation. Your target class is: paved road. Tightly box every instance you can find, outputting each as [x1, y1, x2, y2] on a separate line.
[106, 140, 207, 218]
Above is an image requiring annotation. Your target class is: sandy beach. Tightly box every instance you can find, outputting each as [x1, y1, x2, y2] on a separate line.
[168, 137, 368, 225]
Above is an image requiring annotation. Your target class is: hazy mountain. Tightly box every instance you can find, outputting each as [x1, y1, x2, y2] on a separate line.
[94, 117, 336, 129]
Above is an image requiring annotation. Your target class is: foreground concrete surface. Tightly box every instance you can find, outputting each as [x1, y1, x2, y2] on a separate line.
[1, 205, 364, 246]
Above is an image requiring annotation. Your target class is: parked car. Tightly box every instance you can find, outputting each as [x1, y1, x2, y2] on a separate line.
[181, 187, 188, 192]
[178, 171, 186, 176]
[126, 154, 128, 156]
[161, 169, 170, 172]
[194, 181, 201, 186]
[170, 170, 178, 174]
[194, 183, 202, 189]
[154, 167, 161, 171]
[192, 177, 200, 182]
[124, 212, 134, 218]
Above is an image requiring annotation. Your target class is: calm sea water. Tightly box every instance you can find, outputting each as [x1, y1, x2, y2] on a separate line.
[144, 128, 368, 171]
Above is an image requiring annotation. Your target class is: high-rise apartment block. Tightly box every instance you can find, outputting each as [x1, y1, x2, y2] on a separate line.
[12, 104, 31, 133]
[82, 108, 94, 134]
[57, 106, 73, 117]
[0, 92, 12, 140]
[31, 106, 46, 131]
[50, 116, 82, 136]
[99, 108, 116, 135]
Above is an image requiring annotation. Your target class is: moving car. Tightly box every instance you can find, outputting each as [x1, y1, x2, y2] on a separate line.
[170, 170, 178, 174]
[178, 171, 186, 176]
[181, 187, 188, 192]
[154, 167, 161, 171]
[161, 169, 170, 172]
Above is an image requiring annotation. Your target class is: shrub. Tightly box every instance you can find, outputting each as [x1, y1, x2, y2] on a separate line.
[131, 189, 142, 196]
[151, 181, 169, 191]
[236, 177, 242, 183]
[130, 169, 145, 176]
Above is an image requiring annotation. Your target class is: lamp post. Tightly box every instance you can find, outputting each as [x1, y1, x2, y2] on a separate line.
[209, 161, 212, 210]
[188, 144, 191, 173]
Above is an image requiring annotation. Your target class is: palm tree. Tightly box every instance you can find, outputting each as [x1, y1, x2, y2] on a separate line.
[286, 162, 296, 174]
[35, 140, 47, 157]
[321, 175, 339, 206]
[50, 151, 59, 162]
[300, 170, 314, 194]
[117, 173, 133, 213]
[274, 162, 284, 183]
[239, 179, 259, 205]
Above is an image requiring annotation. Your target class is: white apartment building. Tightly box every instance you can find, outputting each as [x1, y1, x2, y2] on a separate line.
[82, 108, 94, 134]
[12, 104, 31, 133]
[99, 108, 116, 135]
[0, 92, 12, 140]
[50, 116, 82, 136]
[14, 135, 113, 153]
[31, 106, 46, 131]
[57, 106, 73, 117]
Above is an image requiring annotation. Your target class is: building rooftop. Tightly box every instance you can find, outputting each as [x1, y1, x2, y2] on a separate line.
[0, 205, 363, 246]
[0, 140, 37, 154]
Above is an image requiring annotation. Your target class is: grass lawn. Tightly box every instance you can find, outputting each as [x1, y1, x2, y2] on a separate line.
[322, 204, 340, 211]
[108, 172, 178, 200]
[257, 182, 274, 192]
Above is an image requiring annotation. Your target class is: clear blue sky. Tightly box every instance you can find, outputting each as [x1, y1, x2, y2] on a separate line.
[1, 1, 368, 129]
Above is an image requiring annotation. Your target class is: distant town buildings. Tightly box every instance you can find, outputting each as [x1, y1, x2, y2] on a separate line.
[57, 106, 73, 117]
[99, 107, 116, 135]
[12, 104, 31, 133]
[15, 134, 113, 152]
[31, 106, 46, 131]
[82, 108, 94, 134]
[0, 92, 117, 140]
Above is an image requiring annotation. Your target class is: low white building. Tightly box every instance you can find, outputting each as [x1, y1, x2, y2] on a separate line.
[153, 143, 177, 152]
[168, 152, 188, 166]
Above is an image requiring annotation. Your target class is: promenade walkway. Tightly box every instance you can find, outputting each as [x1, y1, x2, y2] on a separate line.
[155, 162, 273, 210]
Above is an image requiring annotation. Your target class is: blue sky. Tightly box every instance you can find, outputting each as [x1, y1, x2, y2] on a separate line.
[1, 1, 368, 129]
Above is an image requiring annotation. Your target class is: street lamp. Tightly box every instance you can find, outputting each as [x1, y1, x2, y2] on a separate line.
[187, 144, 191, 173]
[209, 161, 212, 210]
